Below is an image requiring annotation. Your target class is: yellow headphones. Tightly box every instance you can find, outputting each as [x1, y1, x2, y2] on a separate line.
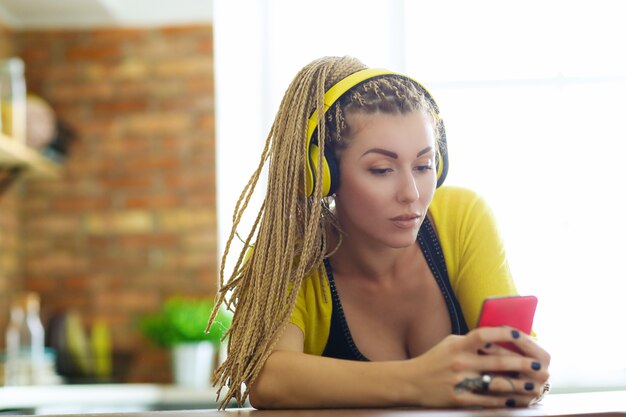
[304, 68, 448, 197]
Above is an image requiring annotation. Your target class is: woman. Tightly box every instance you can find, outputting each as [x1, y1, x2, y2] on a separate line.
[207, 56, 551, 409]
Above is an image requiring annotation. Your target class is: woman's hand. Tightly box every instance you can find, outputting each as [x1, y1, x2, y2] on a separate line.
[479, 328, 551, 405]
[403, 326, 551, 408]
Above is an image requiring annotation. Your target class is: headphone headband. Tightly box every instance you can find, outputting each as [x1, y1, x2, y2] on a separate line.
[304, 68, 448, 197]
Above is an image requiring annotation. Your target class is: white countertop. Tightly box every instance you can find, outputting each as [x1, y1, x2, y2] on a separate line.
[0, 383, 222, 414]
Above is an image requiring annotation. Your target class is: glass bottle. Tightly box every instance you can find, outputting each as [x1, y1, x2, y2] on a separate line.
[4, 292, 45, 385]
[5, 301, 25, 385]
[0, 57, 27, 143]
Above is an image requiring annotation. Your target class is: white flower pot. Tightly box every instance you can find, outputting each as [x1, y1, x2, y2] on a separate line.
[171, 342, 215, 388]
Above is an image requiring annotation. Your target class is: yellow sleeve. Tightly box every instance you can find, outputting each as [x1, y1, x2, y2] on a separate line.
[289, 267, 333, 356]
[429, 186, 519, 330]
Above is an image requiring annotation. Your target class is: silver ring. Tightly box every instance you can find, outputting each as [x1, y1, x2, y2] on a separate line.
[454, 374, 492, 394]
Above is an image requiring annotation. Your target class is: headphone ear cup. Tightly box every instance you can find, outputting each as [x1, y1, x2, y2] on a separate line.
[307, 143, 337, 197]
[325, 148, 339, 195]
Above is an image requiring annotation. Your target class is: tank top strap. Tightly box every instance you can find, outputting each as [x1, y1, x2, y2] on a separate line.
[417, 216, 469, 335]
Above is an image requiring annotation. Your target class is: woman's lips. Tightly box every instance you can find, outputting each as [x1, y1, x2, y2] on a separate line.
[390, 214, 421, 229]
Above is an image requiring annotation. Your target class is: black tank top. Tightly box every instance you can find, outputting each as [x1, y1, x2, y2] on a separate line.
[321, 216, 469, 360]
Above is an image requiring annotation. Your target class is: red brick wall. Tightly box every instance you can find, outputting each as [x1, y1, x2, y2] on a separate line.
[0, 23, 22, 347]
[11, 25, 217, 383]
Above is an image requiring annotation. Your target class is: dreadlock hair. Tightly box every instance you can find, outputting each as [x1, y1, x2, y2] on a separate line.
[206, 56, 442, 408]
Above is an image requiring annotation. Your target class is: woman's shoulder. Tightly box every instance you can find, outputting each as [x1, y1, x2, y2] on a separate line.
[430, 185, 487, 214]
[294, 263, 331, 309]
[428, 186, 497, 238]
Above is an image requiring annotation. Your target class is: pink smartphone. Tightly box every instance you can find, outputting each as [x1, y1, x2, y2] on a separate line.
[477, 295, 538, 353]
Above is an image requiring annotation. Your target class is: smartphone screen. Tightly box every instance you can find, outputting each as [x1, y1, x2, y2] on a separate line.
[477, 295, 538, 353]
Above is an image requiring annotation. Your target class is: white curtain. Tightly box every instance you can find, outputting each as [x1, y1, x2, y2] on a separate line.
[214, 0, 626, 392]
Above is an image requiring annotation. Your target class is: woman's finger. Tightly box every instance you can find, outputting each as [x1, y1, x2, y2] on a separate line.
[464, 326, 520, 350]
[509, 330, 552, 366]
[452, 373, 539, 408]
[466, 326, 550, 368]
[486, 374, 542, 397]
[479, 340, 525, 357]
[472, 352, 549, 381]
[454, 388, 533, 408]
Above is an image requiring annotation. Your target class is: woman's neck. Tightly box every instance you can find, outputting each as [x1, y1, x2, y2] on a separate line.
[327, 228, 419, 283]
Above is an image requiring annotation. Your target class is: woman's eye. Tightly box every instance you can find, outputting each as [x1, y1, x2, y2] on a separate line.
[369, 168, 392, 175]
[414, 165, 433, 172]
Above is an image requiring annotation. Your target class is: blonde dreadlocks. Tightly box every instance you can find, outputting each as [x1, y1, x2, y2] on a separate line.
[206, 56, 441, 408]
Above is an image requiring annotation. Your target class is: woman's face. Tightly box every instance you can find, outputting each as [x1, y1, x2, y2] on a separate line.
[334, 110, 437, 249]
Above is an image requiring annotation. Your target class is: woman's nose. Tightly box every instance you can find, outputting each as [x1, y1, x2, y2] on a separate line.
[397, 171, 419, 203]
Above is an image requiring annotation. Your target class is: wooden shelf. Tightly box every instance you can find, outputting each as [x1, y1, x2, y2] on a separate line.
[0, 133, 61, 178]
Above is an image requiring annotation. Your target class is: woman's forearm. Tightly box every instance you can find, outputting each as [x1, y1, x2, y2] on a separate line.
[249, 350, 412, 409]
[248, 329, 550, 409]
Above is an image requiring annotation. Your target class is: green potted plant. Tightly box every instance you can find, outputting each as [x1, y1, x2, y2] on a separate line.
[139, 296, 232, 387]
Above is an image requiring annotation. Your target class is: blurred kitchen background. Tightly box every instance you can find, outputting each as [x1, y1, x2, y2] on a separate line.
[0, 0, 217, 388]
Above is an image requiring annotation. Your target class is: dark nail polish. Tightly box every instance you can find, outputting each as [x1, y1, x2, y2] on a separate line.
[484, 343, 492, 349]
[511, 330, 520, 339]
[524, 382, 535, 391]
[506, 399, 516, 408]
[531, 361, 541, 371]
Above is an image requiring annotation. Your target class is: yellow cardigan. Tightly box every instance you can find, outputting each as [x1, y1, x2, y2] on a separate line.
[290, 186, 520, 356]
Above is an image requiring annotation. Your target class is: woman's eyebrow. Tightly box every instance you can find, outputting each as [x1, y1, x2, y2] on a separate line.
[361, 148, 398, 159]
[416, 146, 434, 158]
[361, 146, 433, 159]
